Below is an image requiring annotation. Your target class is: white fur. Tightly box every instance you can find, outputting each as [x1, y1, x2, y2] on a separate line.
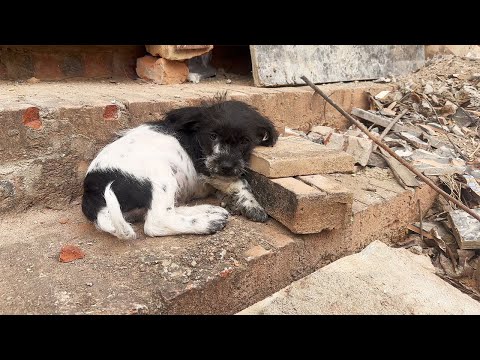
[103, 183, 136, 240]
[88, 125, 198, 199]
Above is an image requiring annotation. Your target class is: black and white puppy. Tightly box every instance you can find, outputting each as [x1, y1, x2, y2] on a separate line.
[81, 98, 279, 240]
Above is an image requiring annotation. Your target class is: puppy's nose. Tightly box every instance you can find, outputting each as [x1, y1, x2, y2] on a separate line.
[220, 161, 234, 175]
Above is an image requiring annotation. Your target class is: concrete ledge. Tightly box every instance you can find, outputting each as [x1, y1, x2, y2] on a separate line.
[0, 80, 392, 213]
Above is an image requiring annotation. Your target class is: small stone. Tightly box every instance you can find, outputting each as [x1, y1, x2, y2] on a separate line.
[450, 125, 464, 137]
[59, 218, 69, 224]
[26, 77, 41, 84]
[219, 267, 234, 278]
[86, 282, 93, 287]
[226, 79, 232, 84]
[219, 249, 227, 259]
[424, 83, 434, 94]
[191, 260, 197, 267]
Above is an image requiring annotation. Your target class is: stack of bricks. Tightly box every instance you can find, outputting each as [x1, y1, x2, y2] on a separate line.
[136, 45, 213, 85]
[247, 136, 356, 234]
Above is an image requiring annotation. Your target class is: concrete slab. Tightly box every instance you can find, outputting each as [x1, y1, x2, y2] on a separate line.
[250, 45, 425, 87]
[249, 137, 354, 178]
[238, 241, 480, 315]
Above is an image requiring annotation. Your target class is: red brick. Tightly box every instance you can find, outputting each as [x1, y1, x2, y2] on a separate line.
[32, 53, 63, 80]
[59, 245, 85, 263]
[103, 104, 119, 121]
[22, 107, 42, 130]
[136, 55, 188, 85]
[84, 52, 113, 78]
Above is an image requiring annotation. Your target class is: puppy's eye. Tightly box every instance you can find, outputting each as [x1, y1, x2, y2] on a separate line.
[209, 133, 218, 141]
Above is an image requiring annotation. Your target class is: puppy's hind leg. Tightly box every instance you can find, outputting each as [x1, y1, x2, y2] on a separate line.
[143, 183, 229, 237]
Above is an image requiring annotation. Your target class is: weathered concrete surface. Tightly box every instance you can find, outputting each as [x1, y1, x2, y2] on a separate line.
[238, 241, 480, 315]
[246, 171, 353, 234]
[250, 45, 425, 87]
[249, 137, 354, 178]
[0, 79, 392, 213]
[0, 167, 437, 314]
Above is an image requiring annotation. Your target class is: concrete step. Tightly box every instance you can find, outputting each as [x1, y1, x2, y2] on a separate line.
[238, 241, 480, 315]
[0, 167, 437, 314]
[0, 79, 391, 213]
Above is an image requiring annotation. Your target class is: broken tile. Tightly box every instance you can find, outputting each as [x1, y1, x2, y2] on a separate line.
[448, 209, 480, 249]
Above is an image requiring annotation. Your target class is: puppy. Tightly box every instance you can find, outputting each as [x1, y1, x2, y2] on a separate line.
[81, 98, 279, 240]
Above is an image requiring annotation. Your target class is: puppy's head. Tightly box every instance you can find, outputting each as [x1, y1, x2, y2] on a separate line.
[164, 98, 278, 178]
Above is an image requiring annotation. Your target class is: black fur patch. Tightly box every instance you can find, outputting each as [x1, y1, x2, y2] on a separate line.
[82, 169, 153, 221]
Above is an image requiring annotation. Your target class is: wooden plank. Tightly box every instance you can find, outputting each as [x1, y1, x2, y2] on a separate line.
[351, 108, 422, 137]
[379, 148, 421, 188]
[250, 45, 425, 87]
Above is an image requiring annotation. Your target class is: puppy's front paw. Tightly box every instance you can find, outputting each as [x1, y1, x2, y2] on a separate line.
[206, 212, 229, 234]
[242, 204, 269, 223]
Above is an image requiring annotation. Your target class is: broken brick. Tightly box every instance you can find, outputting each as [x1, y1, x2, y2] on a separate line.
[103, 104, 119, 121]
[59, 245, 85, 263]
[22, 107, 42, 130]
[136, 55, 188, 85]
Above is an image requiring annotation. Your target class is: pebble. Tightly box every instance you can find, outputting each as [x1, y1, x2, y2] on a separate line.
[86, 282, 93, 287]
[226, 79, 232, 84]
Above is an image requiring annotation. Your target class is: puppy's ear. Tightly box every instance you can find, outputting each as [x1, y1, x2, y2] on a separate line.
[163, 107, 206, 132]
[255, 115, 279, 147]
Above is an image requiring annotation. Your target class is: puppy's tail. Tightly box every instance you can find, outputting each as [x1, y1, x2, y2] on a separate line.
[103, 182, 136, 240]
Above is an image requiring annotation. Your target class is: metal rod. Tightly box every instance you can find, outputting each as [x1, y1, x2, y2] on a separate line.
[301, 75, 480, 223]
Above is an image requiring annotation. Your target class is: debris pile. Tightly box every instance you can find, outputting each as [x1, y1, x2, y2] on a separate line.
[295, 55, 480, 298]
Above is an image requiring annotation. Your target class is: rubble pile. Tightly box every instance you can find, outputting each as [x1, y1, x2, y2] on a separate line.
[290, 55, 480, 298]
